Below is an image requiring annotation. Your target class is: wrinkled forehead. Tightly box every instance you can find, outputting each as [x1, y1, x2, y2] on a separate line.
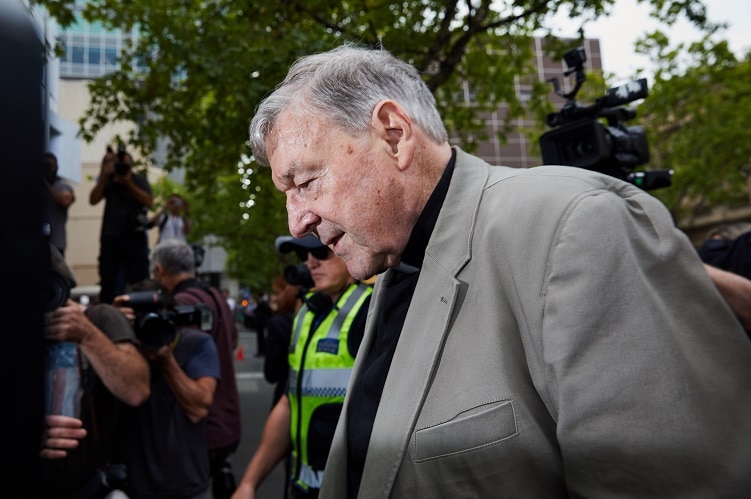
[267, 110, 330, 175]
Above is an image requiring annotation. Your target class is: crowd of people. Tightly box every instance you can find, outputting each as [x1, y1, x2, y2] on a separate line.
[40, 43, 751, 499]
[41, 144, 243, 498]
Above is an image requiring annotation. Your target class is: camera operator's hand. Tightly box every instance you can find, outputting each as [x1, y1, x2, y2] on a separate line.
[40, 414, 87, 460]
[109, 152, 136, 187]
[113, 294, 137, 323]
[90, 151, 153, 208]
[142, 344, 173, 365]
[50, 302, 151, 407]
[99, 152, 117, 180]
[90, 153, 116, 206]
[46, 300, 98, 344]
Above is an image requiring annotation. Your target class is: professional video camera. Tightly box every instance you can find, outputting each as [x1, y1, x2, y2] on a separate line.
[539, 47, 672, 190]
[124, 290, 213, 349]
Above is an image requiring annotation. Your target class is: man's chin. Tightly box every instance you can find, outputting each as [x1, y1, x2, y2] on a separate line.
[344, 254, 393, 281]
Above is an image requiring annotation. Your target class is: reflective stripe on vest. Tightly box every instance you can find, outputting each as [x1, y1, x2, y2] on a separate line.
[287, 367, 353, 398]
[298, 463, 324, 490]
[287, 283, 371, 491]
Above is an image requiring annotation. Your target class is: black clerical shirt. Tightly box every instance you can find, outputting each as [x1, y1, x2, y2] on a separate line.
[345, 150, 456, 498]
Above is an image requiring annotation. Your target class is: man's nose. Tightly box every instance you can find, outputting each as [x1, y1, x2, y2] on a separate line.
[286, 197, 318, 238]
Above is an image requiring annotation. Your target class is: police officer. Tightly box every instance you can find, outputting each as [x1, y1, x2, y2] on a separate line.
[233, 235, 372, 499]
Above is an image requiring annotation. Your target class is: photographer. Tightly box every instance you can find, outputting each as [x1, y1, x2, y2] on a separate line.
[115, 278, 220, 498]
[89, 145, 153, 304]
[145, 239, 242, 499]
[149, 193, 192, 244]
[43, 152, 75, 256]
[40, 246, 150, 498]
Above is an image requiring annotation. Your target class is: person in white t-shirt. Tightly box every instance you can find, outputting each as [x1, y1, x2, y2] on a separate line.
[150, 194, 191, 243]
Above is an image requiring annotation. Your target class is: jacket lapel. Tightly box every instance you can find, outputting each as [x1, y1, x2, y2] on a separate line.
[324, 148, 493, 499]
[358, 148, 491, 498]
[358, 259, 461, 498]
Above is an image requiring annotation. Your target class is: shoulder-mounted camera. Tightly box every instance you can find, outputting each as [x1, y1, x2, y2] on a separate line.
[539, 47, 672, 191]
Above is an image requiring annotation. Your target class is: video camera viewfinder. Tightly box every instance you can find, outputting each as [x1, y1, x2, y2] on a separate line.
[539, 47, 672, 190]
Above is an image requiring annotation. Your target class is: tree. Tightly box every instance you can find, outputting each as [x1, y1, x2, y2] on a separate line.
[635, 31, 751, 223]
[32, 0, 716, 288]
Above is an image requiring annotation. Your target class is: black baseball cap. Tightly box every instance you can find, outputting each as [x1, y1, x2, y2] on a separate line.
[275, 234, 326, 254]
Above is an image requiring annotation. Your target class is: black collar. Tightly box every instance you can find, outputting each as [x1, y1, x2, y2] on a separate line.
[400, 148, 456, 269]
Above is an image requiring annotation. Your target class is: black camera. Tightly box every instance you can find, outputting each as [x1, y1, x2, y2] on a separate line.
[539, 47, 672, 190]
[124, 290, 213, 349]
[283, 263, 314, 289]
[44, 269, 71, 312]
[114, 144, 130, 176]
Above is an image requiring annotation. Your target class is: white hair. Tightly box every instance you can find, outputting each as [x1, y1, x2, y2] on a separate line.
[249, 44, 448, 165]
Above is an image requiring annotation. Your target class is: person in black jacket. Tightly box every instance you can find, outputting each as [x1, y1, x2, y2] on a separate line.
[263, 275, 302, 408]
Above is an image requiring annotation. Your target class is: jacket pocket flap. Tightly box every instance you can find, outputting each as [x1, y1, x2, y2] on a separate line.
[413, 400, 518, 462]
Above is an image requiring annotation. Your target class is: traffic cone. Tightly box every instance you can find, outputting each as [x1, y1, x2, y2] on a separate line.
[236, 346, 245, 361]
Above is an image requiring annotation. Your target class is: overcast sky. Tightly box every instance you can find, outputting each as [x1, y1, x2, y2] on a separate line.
[544, 0, 751, 83]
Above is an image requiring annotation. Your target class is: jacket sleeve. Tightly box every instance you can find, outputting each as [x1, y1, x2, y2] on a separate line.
[540, 188, 751, 497]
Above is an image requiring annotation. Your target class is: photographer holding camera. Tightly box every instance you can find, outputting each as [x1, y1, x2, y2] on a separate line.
[149, 193, 192, 244]
[40, 245, 150, 498]
[115, 278, 221, 499]
[135, 239, 242, 499]
[89, 145, 153, 304]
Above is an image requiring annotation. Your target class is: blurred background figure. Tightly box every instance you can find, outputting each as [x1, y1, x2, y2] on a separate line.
[262, 274, 302, 499]
[263, 275, 302, 409]
[254, 291, 271, 357]
[89, 146, 153, 304]
[223, 288, 237, 321]
[43, 152, 75, 256]
[150, 193, 191, 243]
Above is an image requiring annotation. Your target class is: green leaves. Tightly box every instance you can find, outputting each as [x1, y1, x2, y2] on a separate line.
[637, 35, 751, 220]
[36, 0, 731, 288]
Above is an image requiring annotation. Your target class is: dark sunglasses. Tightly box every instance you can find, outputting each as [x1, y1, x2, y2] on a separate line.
[295, 246, 333, 261]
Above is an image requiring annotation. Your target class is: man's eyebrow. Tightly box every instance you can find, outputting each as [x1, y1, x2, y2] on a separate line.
[274, 162, 302, 189]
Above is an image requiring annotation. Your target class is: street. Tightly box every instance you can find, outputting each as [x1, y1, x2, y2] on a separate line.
[229, 328, 287, 499]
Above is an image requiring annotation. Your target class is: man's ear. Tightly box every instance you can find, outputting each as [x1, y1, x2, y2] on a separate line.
[153, 263, 164, 281]
[372, 100, 414, 170]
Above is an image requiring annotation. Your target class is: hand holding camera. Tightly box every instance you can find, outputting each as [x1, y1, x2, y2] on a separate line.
[102, 145, 133, 183]
[45, 299, 96, 344]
